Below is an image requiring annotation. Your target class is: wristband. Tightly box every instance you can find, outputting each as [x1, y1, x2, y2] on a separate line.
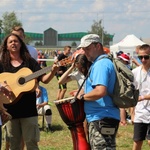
[80, 94, 85, 101]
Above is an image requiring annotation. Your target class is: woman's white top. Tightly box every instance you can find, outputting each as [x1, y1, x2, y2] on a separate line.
[69, 70, 85, 88]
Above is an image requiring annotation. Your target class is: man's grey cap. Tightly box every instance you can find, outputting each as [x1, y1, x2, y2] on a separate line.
[77, 34, 101, 48]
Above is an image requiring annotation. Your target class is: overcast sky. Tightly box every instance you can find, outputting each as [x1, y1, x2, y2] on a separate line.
[0, 0, 150, 44]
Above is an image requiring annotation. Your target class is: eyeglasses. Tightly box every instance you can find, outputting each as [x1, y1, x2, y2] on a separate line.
[138, 55, 150, 60]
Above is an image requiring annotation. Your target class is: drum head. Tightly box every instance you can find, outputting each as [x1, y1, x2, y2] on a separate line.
[54, 97, 75, 104]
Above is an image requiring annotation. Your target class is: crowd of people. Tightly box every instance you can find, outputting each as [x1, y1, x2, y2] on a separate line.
[0, 29, 150, 150]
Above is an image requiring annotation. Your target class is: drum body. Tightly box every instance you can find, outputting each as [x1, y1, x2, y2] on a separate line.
[54, 97, 90, 150]
[54, 97, 85, 126]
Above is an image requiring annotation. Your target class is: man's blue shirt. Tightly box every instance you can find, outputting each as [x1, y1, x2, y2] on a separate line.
[84, 54, 120, 123]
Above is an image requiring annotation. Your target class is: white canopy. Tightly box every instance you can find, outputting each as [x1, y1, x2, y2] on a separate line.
[110, 34, 145, 57]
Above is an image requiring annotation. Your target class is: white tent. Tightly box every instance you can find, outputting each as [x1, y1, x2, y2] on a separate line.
[110, 34, 145, 57]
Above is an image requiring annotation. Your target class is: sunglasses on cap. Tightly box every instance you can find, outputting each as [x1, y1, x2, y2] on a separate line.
[138, 55, 150, 60]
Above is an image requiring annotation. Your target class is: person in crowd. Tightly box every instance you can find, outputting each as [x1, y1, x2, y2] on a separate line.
[116, 50, 123, 57]
[37, 51, 47, 68]
[77, 34, 120, 149]
[53, 51, 58, 61]
[55, 46, 71, 100]
[37, 50, 42, 65]
[131, 44, 150, 150]
[103, 47, 110, 54]
[0, 33, 58, 150]
[118, 53, 132, 69]
[40, 52, 47, 68]
[11, 26, 38, 60]
[132, 45, 142, 67]
[36, 85, 52, 132]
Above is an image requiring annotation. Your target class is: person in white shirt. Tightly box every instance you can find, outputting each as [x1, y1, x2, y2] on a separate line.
[131, 44, 150, 150]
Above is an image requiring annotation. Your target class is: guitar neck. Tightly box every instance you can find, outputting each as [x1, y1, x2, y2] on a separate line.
[24, 56, 72, 83]
[25, 66, 52, 82]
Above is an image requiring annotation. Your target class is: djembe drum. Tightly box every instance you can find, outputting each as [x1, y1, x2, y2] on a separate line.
[54, 97, 90, 150]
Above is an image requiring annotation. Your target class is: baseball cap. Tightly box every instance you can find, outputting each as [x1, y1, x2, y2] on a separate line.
[78, 34, 101, 48]
[118, 53, 130, 62]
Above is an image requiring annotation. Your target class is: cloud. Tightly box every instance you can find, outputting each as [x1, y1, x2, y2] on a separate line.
[0, 0, 150, 43]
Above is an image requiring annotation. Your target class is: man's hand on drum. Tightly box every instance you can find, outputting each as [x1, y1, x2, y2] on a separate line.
[70, 89, 78, 97]
[77, 89, 85, 100]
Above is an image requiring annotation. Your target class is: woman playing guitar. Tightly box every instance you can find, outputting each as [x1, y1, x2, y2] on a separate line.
[0, 33, 58, 150]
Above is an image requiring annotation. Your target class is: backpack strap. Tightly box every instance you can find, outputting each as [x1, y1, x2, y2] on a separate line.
[97, 54, 114, 63]
[97, 54, 115, 98]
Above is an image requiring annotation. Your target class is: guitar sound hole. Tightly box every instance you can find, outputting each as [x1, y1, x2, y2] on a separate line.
[18, 77, 25, 85]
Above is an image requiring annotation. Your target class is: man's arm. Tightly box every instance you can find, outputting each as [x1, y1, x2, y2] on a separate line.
[78, 85, 107, 101]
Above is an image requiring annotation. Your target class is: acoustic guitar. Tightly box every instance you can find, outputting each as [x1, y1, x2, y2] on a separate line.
[0, 56, 73, 105]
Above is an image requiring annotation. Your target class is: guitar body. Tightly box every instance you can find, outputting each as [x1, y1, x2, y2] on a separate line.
[0, 67, 36, 104]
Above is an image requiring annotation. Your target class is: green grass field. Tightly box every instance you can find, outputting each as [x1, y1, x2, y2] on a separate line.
[1, 61, 150, 149]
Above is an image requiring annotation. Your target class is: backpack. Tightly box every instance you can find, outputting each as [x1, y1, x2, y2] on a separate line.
[100, 54, 139, 108]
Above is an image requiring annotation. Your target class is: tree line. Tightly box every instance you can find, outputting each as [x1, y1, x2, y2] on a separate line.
[0, 11, 113, 46]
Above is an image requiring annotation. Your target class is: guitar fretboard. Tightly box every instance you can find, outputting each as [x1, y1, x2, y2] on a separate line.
[25, 66, 52, 83]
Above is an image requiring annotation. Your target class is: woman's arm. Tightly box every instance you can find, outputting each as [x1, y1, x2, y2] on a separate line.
[132, 58, 141, 67]
[40, 63, 58, 84]
[58, 63, 75, 84]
